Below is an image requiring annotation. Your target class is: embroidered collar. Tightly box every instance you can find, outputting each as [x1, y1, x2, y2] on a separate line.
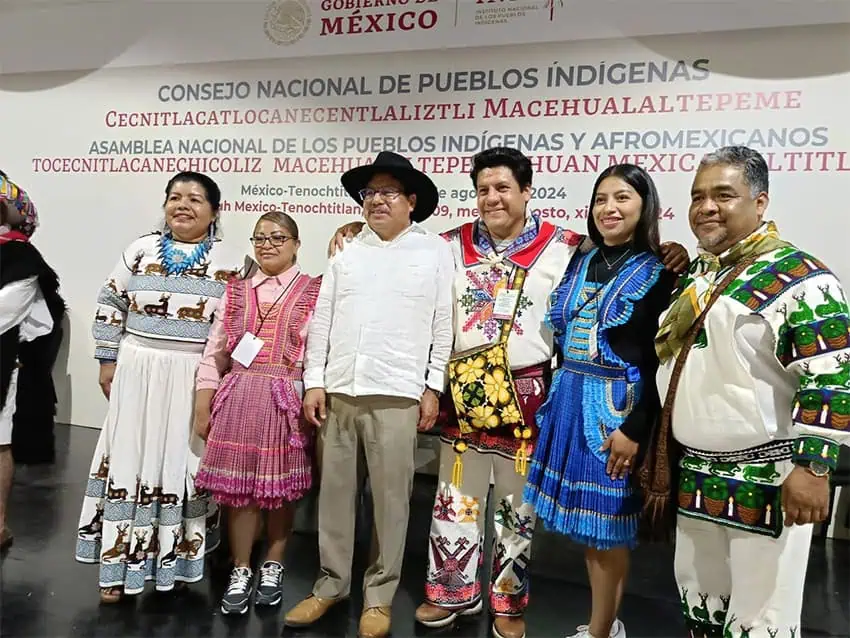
[460, 213, 558, 269]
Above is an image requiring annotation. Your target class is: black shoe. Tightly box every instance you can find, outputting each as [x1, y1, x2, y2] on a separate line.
[221, 566, 253, 615]
[255, 561, 284, 606]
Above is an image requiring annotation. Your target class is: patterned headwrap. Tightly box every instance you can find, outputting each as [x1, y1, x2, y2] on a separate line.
[0, 172, 39, 237]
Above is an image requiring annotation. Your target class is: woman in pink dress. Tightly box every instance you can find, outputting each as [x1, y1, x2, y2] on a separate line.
[193, 211, 320, 615]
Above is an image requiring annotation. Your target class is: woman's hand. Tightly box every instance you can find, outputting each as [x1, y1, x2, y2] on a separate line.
[99, 362, 116, 399]
[193, 408, 212, 441]
[193, 389, 215, 441]
[601, 429, 639, 480]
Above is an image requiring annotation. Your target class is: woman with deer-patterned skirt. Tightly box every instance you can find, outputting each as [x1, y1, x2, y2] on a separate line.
[75, 172, 245, 603]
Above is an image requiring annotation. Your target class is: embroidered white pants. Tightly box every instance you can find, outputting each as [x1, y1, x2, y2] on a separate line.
[423, 442, 535, 616]
[675, 515, 812, 638]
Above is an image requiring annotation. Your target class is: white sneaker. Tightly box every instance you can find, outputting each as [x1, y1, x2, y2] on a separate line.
[566, 619, 626, 638]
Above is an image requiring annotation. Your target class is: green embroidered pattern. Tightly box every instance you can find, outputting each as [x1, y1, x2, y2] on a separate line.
[678, 456, 784, 537]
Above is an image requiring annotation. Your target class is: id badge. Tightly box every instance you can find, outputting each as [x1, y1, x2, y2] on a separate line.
[588, 323, 599, 360]
[232, 332, 264, 368]
[492, 289, 521, 320]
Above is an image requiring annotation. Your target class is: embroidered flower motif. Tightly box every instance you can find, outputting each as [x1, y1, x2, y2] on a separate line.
[457, 496, 480, 523]
[455, 357, 486, 384]
[485, 348, 505, 367]
[501, 403, 522, 425]
[471, 405, 500, 429]
[458, 266, 533, 339]
[484, 368, 512, 405]
[451, 383, 465, 408]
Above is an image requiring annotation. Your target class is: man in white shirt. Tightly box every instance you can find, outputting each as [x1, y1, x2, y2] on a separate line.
[284, 151, 454, 638]
[0, 173, 57, 553]
[650, 146, 850, 638]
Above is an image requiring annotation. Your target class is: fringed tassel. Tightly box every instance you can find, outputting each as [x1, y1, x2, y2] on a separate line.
[451, 439, 468, 489]
[512, 426, 532, 477]
[514, 441, 528, 477]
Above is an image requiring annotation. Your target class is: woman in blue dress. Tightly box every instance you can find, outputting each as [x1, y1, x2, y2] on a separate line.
[523, 164, 676, 638]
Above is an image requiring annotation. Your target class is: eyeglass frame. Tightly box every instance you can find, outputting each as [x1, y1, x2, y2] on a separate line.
[358, 187, 406, 202]
[249, 234, 296, 247]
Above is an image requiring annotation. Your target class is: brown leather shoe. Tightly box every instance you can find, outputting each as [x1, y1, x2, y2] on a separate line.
[359, 606, 391, 638]
[415, 599, 484, 628]
[492, 615, 526, 638]
[283, 595, 341, 627]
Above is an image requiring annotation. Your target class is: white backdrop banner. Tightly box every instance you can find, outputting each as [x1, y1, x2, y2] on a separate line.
[1, 24, 847, 429]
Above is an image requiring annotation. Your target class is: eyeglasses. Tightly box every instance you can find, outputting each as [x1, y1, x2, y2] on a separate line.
[250, 234, 294, 247]
[358, 187, 404, 202]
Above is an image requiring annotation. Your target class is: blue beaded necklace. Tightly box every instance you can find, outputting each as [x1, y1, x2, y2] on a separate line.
[157, 232, 212, 276]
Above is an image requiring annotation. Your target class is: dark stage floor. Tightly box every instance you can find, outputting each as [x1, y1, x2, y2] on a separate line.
[1, 425, 848, 637]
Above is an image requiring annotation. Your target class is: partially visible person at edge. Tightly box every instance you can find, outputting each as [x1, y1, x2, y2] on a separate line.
[284, 151, 454, 638]
[643, 146, 850, 638]
[75, 171, 245, 603]
[0, 172, 64, 553]
[523, 164, 676, 638]
[328, 147, 689, 638]
[193, 211, 321, 616]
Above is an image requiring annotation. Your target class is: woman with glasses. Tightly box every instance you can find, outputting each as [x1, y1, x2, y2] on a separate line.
[193, 211, 321, 615]
[76, 171, 244, 603]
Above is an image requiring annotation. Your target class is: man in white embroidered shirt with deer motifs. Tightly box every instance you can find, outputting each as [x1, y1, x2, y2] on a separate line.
[283, 151, 454, 638]
[649, 146, 850, 638]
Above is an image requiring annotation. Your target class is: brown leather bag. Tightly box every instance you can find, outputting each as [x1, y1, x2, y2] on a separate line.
[636, 256, 758, 542]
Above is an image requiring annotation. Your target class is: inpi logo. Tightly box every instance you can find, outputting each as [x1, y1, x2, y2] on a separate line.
[264, 0, 312, 46]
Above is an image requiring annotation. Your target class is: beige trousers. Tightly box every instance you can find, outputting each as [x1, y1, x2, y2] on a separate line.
[312, 393, 419, 608]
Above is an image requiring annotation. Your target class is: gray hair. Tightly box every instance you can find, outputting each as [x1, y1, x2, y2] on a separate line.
[699, 146, 769, 198]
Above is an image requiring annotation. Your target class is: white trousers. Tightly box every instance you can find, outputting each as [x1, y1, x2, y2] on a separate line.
[423, 443, 535, 616]
[675, 515, 812, 638]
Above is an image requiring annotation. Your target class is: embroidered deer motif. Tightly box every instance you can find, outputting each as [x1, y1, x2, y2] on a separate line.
[176, 298, 208, 320]
[106, 477, 128, 501]
[78, 504, 104, 537]
[106, 278, 119, 294]
[109, 312, 123, 326]
[160, 529, 181, 567]
[131, 253, 144, 275]
[214, 269, 236, 282]
[176, 532, 204, 558]
[789, 291, 815, 325]
[143, 294, 171, 317]
[145, 263, 166, 276]
[128, 294, 139, 313]
[184, 263, 209, 278]
[101, 523, 130, 562]
[92, 454, 110, 479]
[145, 527, 160, 556]
[126, 530, 149, 565]
[815, 284, 848, 318]
[813, 353, 850, 388]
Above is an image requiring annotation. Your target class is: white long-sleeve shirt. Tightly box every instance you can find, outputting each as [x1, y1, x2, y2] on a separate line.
[303, 223, 455, 401]
[0, 276, 53, 341]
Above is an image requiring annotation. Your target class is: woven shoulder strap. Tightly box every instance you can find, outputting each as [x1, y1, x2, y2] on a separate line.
[662, 255, 756, 413]
[497, 267, 528, 344]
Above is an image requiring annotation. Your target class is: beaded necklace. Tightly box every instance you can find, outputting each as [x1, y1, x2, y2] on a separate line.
[157, 232, 212, 276]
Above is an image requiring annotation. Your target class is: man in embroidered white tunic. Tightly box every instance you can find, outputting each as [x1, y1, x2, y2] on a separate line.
[654, 146, 850, 638]
[285, 152, 454, 638]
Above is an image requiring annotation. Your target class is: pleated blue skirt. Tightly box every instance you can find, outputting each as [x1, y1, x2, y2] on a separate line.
[523, 364, 640, 550]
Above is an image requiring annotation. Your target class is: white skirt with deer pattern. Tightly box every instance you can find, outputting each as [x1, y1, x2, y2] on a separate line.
[75, 335, 221, 594]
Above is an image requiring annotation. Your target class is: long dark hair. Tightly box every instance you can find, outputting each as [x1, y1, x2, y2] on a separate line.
[587, 164, 661, 255]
